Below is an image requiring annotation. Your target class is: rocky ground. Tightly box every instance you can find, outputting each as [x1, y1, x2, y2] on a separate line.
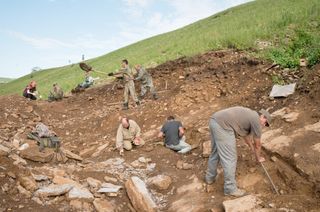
[0, 50, 319, 212]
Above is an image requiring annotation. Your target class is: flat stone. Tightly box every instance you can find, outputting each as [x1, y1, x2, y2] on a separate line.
[125, 176, 157, 212]
[19, 176, 38, 192]
[67, 186, 94, 202]
[283, 112, 299, 122]
[202, 140, 211, 157]
[305, 121, 320, 133]
[62, 148, 83, 161]
[104, 176, 118, 183]
[311, 143, 320, 153]
[91, 143, 109, 157]
[147, 175, 172, 190]
[20, 147, 54, 163]
[17, 184, 32, 198]
[263, 135, 293, 152]
[98, 183, 122, 193]
[223, 195, 261, 212]
[93, 198, 116, 212]
[18, 143, 30, 151]
[0, 144, 11, 156]
[271, 156, 278, 162]
[53, 176, 82, 187]
[69, 200, 93, 211]
[32, 174, 49, 181]
[86, 177, 102, 189]
[35, 184, 73, 198]
[80, 146, 96, 157]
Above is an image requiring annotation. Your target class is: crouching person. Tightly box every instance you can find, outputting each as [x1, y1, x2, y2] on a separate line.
[158, 116, 192, 154]
[48, 83, 64, 102]
[116, 117, 145, 155]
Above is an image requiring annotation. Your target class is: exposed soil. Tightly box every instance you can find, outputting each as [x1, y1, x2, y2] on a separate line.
[0, 49, 319, 211]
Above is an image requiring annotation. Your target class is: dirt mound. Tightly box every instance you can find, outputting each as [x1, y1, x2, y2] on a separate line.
[0, 49, 319, 211]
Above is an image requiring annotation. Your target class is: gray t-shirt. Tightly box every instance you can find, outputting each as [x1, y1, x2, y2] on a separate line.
[212, 106, 261, 138]
[161, 120, 182, 146]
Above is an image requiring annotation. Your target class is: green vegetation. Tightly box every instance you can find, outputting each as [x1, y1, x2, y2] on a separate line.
[1, 0, 319, 98]
[0, 78, 14, 83]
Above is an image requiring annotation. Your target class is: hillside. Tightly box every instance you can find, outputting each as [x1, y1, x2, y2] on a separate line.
[0, 78, 14, 83]
[1, 50, 320, 211]
[0, 0, 319, 98]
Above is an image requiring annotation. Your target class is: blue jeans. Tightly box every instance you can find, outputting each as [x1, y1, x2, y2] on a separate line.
[166, 136, 192, 154]
[205, 119, 238, 194]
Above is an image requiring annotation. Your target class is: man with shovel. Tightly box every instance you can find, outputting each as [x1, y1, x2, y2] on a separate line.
[205, 106, 271, 197]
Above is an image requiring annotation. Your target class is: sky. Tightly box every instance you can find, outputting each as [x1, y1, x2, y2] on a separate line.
[0, 0, 251, 78]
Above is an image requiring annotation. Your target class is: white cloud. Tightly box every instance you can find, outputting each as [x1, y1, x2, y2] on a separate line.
[7, 31, 116, 50]
[122, 0, 152, 8]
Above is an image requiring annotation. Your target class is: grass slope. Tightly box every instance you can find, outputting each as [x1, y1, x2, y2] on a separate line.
[0, 78, 14, 83]
[1, 0, 319, 98]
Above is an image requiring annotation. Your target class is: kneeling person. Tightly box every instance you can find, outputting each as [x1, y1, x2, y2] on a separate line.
[116, 117, 145, 155]
[48, 83, 64, 102]
[158, 116, 191, 154]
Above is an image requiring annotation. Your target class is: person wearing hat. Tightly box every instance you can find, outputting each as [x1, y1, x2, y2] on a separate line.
[205, 106, 271, 197]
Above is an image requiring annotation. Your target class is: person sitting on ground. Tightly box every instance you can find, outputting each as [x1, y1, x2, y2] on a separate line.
[72, 72, 97, 93]
[79, 71, 95, 89]
[158, 116, 192, 154]
[23, 80, 38, 100]
[134, 64, 158, 100]
[205, 106, 271, 197]
[116, 117, 145, 155]
[48, 83, 64, 102]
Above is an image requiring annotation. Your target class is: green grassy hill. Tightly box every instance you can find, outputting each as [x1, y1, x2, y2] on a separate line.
[1, 0, 319, 98]
[0, 78, 14, 83]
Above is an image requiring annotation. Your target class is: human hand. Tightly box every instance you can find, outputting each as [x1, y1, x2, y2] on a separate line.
[119, 149, 124, 156]
[257, 156, 265, 163]
[133, 138, 140, 145]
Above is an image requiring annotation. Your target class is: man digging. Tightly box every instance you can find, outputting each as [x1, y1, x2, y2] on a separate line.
[116, 117, 145, 155]
[205, 106, 271, 197]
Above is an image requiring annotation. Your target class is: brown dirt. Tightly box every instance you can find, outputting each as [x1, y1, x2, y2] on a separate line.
[0, 49, 320, 211]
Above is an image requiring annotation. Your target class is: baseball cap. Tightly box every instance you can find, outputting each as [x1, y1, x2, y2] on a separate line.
[259, 109, 271, 127]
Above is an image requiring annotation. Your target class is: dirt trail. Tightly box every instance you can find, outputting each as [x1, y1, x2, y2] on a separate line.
[0, 50, 319, 211]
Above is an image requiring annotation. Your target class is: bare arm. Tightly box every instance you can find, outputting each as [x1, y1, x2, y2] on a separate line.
[244, 136, 265, 162]
[158, 131, 164, 138]
[178, 127, 184, 138]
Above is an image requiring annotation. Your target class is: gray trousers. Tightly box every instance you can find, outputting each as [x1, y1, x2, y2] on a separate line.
[166, 136, 191, 154]
[140, 81, 156, 97]
[206, 119, 238, 194]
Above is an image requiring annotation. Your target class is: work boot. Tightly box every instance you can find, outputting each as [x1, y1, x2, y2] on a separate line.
[152, 93, 159, 100]
[136, 101, 141, 106]
[122, 103, 129, 110]
[225, 188, 247, 197]
[204, 175, 217, 185]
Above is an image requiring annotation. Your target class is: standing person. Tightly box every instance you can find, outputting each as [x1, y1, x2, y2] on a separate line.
[120, 59, 140, 110]
[23, 80, 37, 100]
[134, 64, 158, 100]
[205, 106, 271, 197]
[116, 117, 145, 155]
[158, 116, 192, 154]
[48, 83, 64, 102]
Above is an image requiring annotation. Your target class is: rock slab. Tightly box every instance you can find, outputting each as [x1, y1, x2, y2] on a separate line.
[125, 176, 157, 212]
[35, 184, 73, 197]
[223, 195, 261, 212]
[148, 175, 172, 190]
[93, 198, 116, 212]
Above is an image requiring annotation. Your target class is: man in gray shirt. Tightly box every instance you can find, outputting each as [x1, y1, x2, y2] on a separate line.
[158, 116, 192, 154]
[205, 106, 271, 197]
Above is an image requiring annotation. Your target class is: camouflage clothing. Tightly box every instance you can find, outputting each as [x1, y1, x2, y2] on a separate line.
[121, 67, 139, 103]
[48, 85, 64, 101]
[135, 67, 157, 98]
[116, 119, 145, 151]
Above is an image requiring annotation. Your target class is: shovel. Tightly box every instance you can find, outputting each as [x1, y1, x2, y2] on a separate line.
[260, 162, 279, 195]
[79, 62, 108, 75]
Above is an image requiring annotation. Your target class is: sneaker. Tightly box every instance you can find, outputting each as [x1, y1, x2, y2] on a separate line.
[225, 189, 247, 197]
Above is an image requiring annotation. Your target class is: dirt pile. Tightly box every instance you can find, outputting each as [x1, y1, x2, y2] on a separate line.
[0, 50, 319, 211]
